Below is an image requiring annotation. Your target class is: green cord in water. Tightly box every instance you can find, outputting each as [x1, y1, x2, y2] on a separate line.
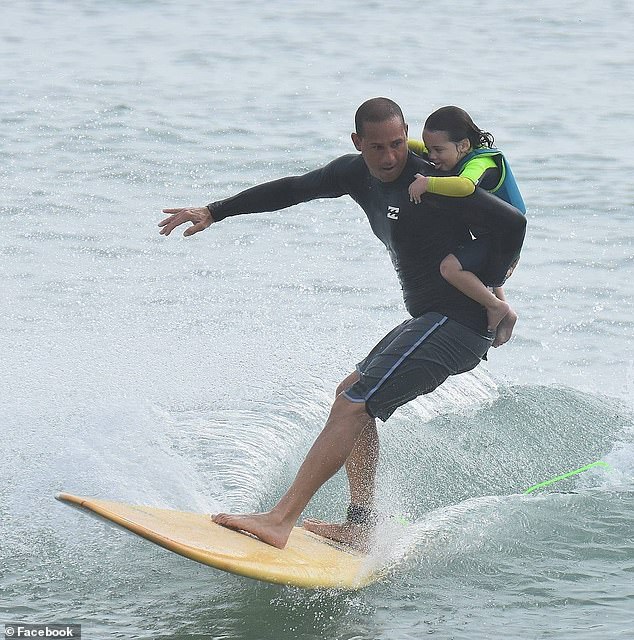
[522, 460, 610, 494]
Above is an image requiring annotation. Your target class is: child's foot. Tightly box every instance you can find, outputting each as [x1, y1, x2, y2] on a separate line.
[492, 309, 518, 347]
[486, 300, 511, 333]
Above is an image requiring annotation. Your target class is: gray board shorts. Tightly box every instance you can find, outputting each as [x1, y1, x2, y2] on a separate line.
[343, 312, 493, 422]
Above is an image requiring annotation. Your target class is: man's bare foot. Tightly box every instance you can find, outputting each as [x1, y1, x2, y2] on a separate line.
[486, 299, 511, 333]
[302, 517, 371, 552]
[212, 511, 293, 549]
[492, 308, 518, 347]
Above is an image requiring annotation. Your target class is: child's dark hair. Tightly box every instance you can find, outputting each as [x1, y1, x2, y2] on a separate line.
[424, 106, 495, 149]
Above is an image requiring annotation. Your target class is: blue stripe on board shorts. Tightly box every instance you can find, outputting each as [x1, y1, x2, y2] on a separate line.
[343, 312, 493, 422]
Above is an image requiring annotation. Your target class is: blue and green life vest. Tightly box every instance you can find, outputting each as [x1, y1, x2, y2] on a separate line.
[457, 147, 526, 214]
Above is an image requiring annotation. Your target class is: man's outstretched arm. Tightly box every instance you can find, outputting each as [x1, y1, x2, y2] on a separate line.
[159, 156, 354, 237]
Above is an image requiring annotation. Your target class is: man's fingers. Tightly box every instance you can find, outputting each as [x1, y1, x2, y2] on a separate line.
[183, 222, 204, 237]
[159, 209, 187, 229]
[158, 209, 192, 236]
[159, 221, 176, 236]
[159, 214, 186, 236]
[158, 215, 176, 227]
[159, 207, 211, 237]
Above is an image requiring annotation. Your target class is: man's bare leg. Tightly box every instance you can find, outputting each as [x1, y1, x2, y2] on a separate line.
[302, 420, 378, 548]
[346, 419, 379, 506]
[213, 392, 373, 549]
[338, 371, 379, 505]
[303, 372, 379, 548]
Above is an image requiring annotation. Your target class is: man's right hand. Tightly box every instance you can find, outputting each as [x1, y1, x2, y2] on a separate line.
[159, 207, 214, 237]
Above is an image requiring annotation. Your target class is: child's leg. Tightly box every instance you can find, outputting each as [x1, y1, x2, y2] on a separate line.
[491, 286, 518, 347]
[440, 254, 510, 332]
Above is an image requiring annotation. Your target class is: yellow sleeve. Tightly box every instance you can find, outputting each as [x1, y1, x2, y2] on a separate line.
[408, 139, 428, 155]
[426, 176, 476, 197]
[426, 156, 498, 197]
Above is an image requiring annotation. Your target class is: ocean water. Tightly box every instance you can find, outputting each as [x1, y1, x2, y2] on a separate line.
[2, 1, 633, 639]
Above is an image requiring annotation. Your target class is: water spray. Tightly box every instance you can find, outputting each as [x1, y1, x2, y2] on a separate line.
[393, 460, 611, 526]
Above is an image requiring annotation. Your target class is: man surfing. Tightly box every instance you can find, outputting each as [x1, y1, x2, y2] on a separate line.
[159, 97, 526, 549]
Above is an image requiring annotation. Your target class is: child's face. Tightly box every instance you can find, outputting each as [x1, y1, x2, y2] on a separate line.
[422, 129, 471, 172]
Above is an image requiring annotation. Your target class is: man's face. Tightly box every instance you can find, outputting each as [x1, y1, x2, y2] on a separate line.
[352, 117, 409, 182]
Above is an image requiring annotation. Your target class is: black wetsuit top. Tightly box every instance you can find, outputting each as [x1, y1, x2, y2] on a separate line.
[208, 152, 526, 333]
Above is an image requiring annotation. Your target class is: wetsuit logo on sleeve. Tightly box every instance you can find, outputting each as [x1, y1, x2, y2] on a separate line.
[386, 206, 400, 220]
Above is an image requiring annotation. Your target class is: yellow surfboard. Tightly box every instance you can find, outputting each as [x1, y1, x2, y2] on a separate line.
[56, 493, 379, 590]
